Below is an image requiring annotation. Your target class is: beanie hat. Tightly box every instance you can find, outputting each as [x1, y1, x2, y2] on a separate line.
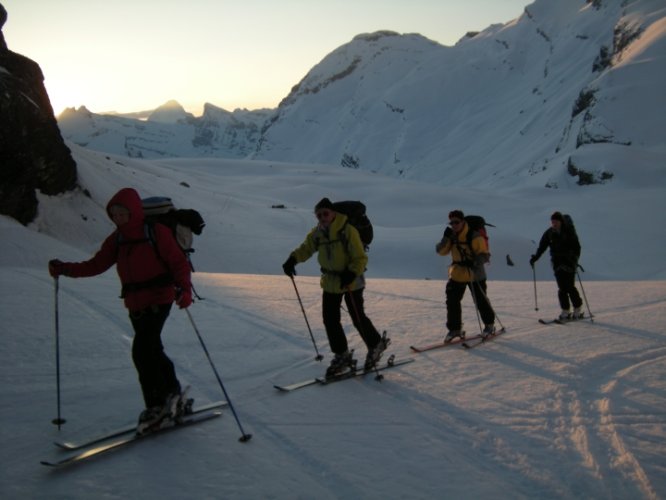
[315, 197, 334, 212]
[448, 209, 465, 221]
[551, 211, 564, 222]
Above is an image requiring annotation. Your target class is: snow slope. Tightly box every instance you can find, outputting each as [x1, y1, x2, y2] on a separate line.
[1, 147, 665, 499]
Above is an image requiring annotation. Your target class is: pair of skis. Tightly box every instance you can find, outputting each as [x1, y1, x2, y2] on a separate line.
[409, 328, 506, 353]
[539, 315, 592, 325]
[273, 354, 414, 392]
[41, 400, 227, 468]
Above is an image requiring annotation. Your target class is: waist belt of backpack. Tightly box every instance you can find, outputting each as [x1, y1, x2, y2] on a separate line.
[452, 260, 474, 269]
[320, 267, 342, 276]
[121, 272, 174, 297]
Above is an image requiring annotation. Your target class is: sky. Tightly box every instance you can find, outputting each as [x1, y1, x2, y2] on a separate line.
[2, 0, 528, 115]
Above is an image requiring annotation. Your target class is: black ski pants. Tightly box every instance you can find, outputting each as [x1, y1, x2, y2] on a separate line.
[322, 288, 381, 355]
[130, 303, 181, 408]
[446, 279, 495, 332]
[554, 269, 583, 310]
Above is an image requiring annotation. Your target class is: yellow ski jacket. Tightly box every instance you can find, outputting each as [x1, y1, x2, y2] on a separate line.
[436, 222, 490, 282]
[290, 213, 367, 293]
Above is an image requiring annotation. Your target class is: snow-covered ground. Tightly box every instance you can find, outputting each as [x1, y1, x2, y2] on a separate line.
[1, 147, 665, 498]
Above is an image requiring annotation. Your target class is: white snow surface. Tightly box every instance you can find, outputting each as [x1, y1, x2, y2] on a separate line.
[1, 146, 665, 499]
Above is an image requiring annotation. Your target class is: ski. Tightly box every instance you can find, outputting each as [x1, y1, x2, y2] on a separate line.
[42, 410, 222, 468]
[54, 400, 227, 451]
[273, 378, 320, 392]
[274, 355, 414, 392]
[538, 318, 561, 325]
[462, 328, 506, 349]
[410, 332, 480, 352]
[539, 316, 591, 326]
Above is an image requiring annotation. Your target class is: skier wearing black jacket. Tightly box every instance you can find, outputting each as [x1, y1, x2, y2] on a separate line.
[530, 211, 584, 320]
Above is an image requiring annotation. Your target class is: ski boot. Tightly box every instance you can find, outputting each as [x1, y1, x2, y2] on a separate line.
[136, 405, 170, 435]
[444, 330, 464, 344]
[481, 324, 496, 339]
[325, 350, 356, 380]
[364, 331, 391, 372]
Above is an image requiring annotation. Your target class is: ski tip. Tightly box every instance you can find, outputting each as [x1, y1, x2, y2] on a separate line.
[53, 441, 75, 450]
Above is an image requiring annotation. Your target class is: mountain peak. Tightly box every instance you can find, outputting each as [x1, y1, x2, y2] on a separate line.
[148, 100, 193, 124]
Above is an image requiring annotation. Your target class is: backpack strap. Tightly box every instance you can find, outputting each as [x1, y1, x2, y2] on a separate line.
[116, 223, 175, 297]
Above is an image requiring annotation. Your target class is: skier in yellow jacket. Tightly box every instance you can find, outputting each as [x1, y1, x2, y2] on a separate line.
[436, 209, 495, 342]
[283, 198, 388, 378]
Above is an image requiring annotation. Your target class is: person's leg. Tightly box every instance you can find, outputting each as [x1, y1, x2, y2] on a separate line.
[445, 280, 466, 332]
[130, 304, 179, 408]
[322, 292, 348, 354]
[344, 288, 381, 349]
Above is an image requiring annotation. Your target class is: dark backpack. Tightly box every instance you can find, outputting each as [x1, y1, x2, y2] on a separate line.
[464, 215, 494, 251]
[561, 214, 577, 236]
[332, 200, 374, 250]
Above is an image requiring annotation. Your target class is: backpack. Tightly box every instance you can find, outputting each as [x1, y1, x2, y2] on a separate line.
[561, 214, 577, 236]
[464, 215, 494, 251]
[332, 200, 374, 250]
[142, 197, 205, 259]
[115, 197, 205, 298]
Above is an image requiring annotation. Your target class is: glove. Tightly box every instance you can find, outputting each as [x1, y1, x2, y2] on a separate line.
[48, 259, 69, 278]
[339, 270, 356, 289]
[282, 256, 297, 277]
[435, 241, 444, 253]
[176, 288, 193, 309]
[529, 254, 537, 267]
[443, 227, 453, 239]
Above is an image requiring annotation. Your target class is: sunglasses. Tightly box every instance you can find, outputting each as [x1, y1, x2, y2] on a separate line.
[316, 210, 332, 219]
[449, 219, 463, 226]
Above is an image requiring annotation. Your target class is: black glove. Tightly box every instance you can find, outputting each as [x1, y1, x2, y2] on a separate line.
[443, 226, 453, 239]
[529, 254, 537, 267]
[48, 259, 69, 277]
[282, 256, 297, 277]
[339, 270, 356, 288]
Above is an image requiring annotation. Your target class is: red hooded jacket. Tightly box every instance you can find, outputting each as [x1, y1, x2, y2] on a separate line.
[64, 188, 192, 312]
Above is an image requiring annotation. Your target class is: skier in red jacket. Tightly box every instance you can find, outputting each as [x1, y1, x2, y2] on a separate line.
[49, 187, 192, 433]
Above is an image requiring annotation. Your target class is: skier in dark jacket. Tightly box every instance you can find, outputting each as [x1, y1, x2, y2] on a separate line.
[530, 211, 584, 320]
[48, 187, 193, 433]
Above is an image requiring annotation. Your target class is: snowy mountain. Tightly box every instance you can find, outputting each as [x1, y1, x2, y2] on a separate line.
[254, 0, 666, 189]
[57, 0, 665, 191]
[58, 102, 271, 159]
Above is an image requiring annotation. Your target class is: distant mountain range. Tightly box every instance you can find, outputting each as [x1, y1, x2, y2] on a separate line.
[57, 0, 666, 189]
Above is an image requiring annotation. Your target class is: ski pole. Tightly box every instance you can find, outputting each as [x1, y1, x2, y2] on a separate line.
[185, 309, 252, 442]
[289, 276, 323, 361]
[52, 277, 66, 428]
[576, 268, 594, 322]
[532, 265, 539, 311]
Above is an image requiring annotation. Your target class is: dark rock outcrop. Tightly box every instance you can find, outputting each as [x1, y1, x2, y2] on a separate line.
[0, 3, 77, 224]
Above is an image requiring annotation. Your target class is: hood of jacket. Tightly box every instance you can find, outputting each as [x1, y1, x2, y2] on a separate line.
[106, 188, 145, 238]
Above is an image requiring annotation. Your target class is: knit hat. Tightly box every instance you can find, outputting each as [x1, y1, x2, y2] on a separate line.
[448, 209, 465, 221]
[315, 197, 334, 212]
[551, 211, 564, 222]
